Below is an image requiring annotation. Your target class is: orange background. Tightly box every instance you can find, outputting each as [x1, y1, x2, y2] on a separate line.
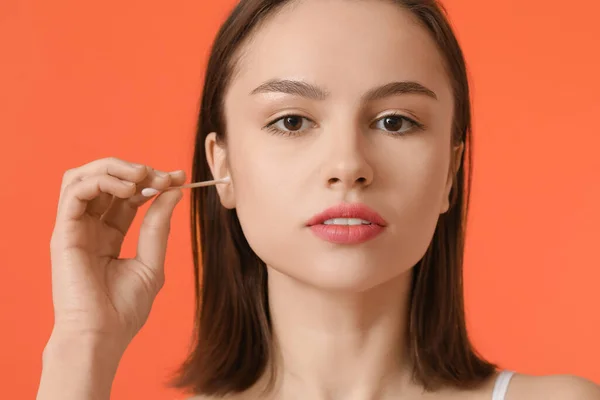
[1, 0, 599, 398]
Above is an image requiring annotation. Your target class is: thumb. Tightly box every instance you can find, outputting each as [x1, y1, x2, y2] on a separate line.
[135, 189, 183, 278]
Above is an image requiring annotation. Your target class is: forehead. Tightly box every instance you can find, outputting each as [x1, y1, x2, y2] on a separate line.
[228, 0, 452, 102]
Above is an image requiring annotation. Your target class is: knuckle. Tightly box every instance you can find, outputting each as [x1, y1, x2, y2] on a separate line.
[95, 174, 109, 184]
[61, 179, 77, 195]
[62, 168, 76, 179]
[142, 220, 163, 234]
[98, 157, 126, 174]
[104, 156, 121, 164]
[61, 168, 77, 186]
[95, 174, 114, 188]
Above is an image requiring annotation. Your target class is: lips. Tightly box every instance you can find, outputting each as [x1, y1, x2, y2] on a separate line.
[306, 203, 387, 245]
[306, 203, 387, 227]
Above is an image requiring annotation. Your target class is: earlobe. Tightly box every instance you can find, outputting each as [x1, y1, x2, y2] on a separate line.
[205, 132, 236, 209]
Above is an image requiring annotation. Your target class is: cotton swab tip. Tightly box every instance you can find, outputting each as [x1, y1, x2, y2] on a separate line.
[141, 188, 160, 197]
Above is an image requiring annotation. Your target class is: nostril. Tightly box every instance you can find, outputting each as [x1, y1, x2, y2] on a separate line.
[327, 176, 368, 186]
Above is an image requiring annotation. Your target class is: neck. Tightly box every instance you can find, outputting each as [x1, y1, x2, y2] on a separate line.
[261, 267, 415, 400]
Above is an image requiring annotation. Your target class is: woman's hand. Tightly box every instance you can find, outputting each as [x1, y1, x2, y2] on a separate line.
[37, 157, 186, 400]
[48, 157, 185, 352]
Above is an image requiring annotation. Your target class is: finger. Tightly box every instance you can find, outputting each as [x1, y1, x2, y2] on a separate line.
[58, 175, 137, 222]
[87, 192, 114, 218]
[82, 164, 177, 222]
[58, 158, 149, 212]
[135, 189, 183, 279]
[101, 170, 186, 235]
[87, 166, 172, 216]
[60, 157, 148, 194]
[127, 168, 181, 207]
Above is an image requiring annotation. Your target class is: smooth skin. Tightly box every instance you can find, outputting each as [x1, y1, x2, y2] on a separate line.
[37, 0, 600, 399]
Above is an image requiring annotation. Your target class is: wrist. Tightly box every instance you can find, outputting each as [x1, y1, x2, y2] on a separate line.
[45, 327, 128, 358]
[38, 330, 126, 400]
[44, 330, 124, 362]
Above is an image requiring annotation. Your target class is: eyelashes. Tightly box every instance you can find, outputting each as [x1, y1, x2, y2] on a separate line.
[263, 112, 426, 137]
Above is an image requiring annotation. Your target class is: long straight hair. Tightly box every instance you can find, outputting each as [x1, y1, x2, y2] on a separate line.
[171, 0, 497, 396]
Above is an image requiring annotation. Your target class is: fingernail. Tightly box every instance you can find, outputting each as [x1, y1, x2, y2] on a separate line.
[141, 188, 160, 197]
[155, 170, 168, 177]
[169, 170, 185, 175]
[131, 163, 145, 169]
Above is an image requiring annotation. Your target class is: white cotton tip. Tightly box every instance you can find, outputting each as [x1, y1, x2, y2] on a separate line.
[141, 188, 160, 197]
[221, 176, 231, 183]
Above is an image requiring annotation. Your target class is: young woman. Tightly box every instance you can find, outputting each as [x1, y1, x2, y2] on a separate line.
[37, 0, 600, 399]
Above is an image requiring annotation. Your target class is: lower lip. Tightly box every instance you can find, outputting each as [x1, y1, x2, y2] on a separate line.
[309, 224, 384, 244]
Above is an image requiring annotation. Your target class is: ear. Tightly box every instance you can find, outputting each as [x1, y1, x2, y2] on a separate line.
[440, 142, 464, 214]
[205, 132, 236, 209]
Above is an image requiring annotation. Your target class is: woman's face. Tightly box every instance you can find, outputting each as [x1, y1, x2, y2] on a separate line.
[209, 0, 460, 291]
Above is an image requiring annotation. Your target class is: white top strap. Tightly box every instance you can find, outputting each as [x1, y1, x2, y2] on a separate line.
[492, 371, 515, 400]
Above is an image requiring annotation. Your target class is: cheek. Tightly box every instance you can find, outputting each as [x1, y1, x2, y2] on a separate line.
[381, 139, 451, 258]
[226, 134, 299, 261]
[403, 152, 449, 214]
[228, 133, 296, 204]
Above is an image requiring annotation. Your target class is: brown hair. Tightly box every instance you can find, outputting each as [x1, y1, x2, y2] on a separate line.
[171, 0, 497, 396]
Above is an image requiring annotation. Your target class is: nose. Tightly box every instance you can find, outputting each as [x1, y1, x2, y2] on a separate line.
[322, 129, 374, 191]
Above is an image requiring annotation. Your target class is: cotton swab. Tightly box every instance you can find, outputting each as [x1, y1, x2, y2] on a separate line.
[141, 176, 231, 197]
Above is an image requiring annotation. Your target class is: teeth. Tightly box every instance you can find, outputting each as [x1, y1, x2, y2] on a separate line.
[323, 218, 371, 226]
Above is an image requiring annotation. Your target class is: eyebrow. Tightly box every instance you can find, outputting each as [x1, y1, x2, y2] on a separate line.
[250, 79, 437, 101]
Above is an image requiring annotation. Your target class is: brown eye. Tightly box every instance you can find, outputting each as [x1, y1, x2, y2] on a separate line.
[374, 114, 417, 135]
[383, 116, 403, 131]
[283, 116, 303, 131]
[267, 115, 313, 135]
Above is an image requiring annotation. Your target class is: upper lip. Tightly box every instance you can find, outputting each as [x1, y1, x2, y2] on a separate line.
[306, 203, 388, 227]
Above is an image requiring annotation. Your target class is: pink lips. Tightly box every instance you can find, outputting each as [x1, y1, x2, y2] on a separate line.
[306, 203, 387, 244]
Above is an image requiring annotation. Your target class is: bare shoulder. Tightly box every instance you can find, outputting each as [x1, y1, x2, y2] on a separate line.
[508, 373, 600, 399]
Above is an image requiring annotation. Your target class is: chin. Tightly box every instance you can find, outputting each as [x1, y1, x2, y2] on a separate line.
[269, 251, 411, 293]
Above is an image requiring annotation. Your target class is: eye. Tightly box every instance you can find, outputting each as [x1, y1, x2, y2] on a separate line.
[265, 115, 315, 136]
[373, 114, 423, 135]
